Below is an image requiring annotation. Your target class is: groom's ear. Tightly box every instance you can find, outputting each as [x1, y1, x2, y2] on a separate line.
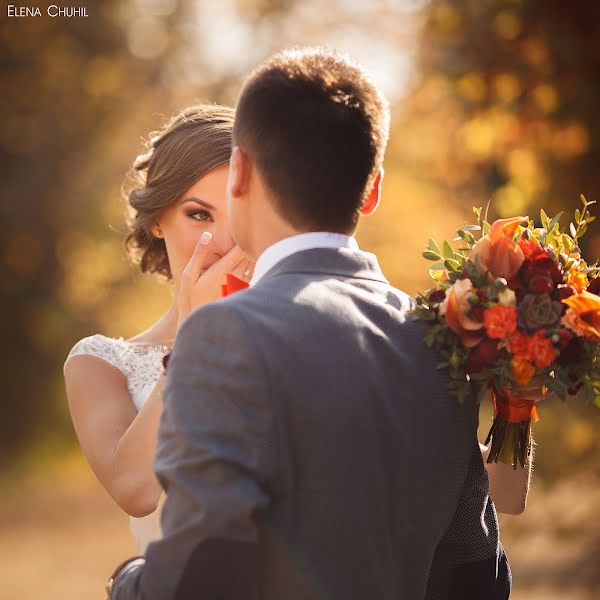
[229, 146, 252, 198]
[359, 168, 384, 216]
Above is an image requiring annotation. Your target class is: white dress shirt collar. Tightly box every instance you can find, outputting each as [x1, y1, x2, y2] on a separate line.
[250, 232, 359, 286]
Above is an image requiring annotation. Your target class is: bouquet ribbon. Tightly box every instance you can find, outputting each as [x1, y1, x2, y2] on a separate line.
[221, 273, 250, 297]
[492, 387, 540, 424]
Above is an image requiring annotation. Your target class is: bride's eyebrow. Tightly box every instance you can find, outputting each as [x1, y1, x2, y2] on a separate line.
[179, 197, 216, 211]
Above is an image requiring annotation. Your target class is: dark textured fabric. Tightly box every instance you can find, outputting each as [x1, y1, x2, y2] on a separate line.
[111, 247, 504, 600]
[175, 539, 260, 600]
[447, 543, 511, 600]
[425, 444, 509, 600]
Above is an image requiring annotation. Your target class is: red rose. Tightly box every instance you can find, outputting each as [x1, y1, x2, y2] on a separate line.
[465, 339, 501, 374]
[518, 238, 541, 260]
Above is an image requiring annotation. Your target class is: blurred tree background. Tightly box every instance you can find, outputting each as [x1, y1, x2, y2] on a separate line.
[0, 1, 598, 598]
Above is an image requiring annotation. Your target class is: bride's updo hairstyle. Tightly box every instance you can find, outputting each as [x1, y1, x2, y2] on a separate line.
[124, 104, 235, 280]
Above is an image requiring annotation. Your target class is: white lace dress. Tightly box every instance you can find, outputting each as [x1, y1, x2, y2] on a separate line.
[63, 334, 171, 553]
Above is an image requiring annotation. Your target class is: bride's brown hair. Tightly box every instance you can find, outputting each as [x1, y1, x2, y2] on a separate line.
[124, 104, 235, 279]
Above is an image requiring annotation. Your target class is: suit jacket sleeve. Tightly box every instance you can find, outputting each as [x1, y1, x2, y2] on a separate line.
[111, 301, 274, 600]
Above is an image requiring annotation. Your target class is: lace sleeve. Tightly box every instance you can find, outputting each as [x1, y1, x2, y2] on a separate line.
[63, 334, 127, 376]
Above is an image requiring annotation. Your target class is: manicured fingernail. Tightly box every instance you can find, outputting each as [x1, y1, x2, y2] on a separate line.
[200, 232, 212, 245]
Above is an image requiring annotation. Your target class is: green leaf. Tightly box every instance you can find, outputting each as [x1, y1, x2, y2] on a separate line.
[444, 258, 461, 271]
[423, 250, 441, 261]
[428, 238, 441, 255]
[443, 240, 454, 259]
[575, 208, 581, 223]
[430, 262, 446, 271]
[547, 211, 564, 232]
[540, 209, 550, 228]
[570, 222, 577, 238]
[458, 229, 476, 244]
[461, 225, 482, 232]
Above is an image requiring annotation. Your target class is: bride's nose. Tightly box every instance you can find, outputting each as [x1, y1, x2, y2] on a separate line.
[211, 232, 236, 258]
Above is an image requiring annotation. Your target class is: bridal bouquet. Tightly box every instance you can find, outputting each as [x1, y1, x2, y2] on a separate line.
[413, 196, 600, 468]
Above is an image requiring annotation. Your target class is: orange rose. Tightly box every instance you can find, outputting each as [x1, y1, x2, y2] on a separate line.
[507, 331, 533, 361]
[529, 330, 557, 368]
[561, 291, 600, 341]
[484, 304, 518, 339]
[511, 358, 536, 386]
[470, 216, 527, 280]
[439, 278, 485, 347]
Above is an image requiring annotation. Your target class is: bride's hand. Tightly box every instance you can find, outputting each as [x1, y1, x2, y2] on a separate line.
[177, 232, 254, 327]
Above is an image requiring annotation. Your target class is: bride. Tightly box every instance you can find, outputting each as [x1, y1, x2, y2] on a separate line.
[63, 103, 534, 556]
[63, 104, 252, 553]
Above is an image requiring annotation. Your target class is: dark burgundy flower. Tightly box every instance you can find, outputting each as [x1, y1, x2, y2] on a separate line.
[557, 328, 574, 349]
[471, 304, 486, 322]
[428, 289, 446, 304]
[518, 293, 563, 330]
[557, 338, 584, 365]
[520, 257, 564, 286]
[555, 284, 577, 301]
[507, 275, 522, 291]
[529, 275, 554, 295]
[515, 286, 528, 303]
[588, 277, 600, 295]
[465, 339, 501, 374]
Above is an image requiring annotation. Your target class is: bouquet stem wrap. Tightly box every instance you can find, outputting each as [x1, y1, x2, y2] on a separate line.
[484, 385, 539, 469]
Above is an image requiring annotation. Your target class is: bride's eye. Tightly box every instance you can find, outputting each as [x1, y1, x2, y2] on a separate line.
[186, 209, 212, 222]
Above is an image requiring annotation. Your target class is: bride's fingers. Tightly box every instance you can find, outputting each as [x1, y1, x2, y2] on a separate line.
[203, 245, 247, 279]
[231, 258, 255, 281]
[182, 232, 213, 283]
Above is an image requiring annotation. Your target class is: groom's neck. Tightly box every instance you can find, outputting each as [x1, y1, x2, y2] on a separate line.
[243, 188, 356, 261]
[251, 218, 304, 261]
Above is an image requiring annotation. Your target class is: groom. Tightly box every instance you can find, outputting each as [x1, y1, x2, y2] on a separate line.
[107, 48, 509, 599]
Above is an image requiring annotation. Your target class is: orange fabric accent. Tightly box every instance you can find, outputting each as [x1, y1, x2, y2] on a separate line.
[221, 273, 250, 297]
[491, 386, 538, 424]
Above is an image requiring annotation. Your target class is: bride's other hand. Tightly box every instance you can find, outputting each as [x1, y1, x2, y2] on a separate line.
[177, 231, 252, 326]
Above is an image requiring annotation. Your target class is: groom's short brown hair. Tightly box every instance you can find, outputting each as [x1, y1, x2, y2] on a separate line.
[233, 47, 390, 233]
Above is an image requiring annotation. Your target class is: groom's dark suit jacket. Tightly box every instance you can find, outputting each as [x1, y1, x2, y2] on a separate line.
[112, 248, 505, 600]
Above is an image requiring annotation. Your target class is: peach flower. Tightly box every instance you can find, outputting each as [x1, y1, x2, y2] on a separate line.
[470, 216, 528, 279]
[439, 278, 485, 347]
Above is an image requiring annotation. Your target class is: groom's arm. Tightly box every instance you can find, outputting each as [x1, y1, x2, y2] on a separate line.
[109, 301, 275, 600]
